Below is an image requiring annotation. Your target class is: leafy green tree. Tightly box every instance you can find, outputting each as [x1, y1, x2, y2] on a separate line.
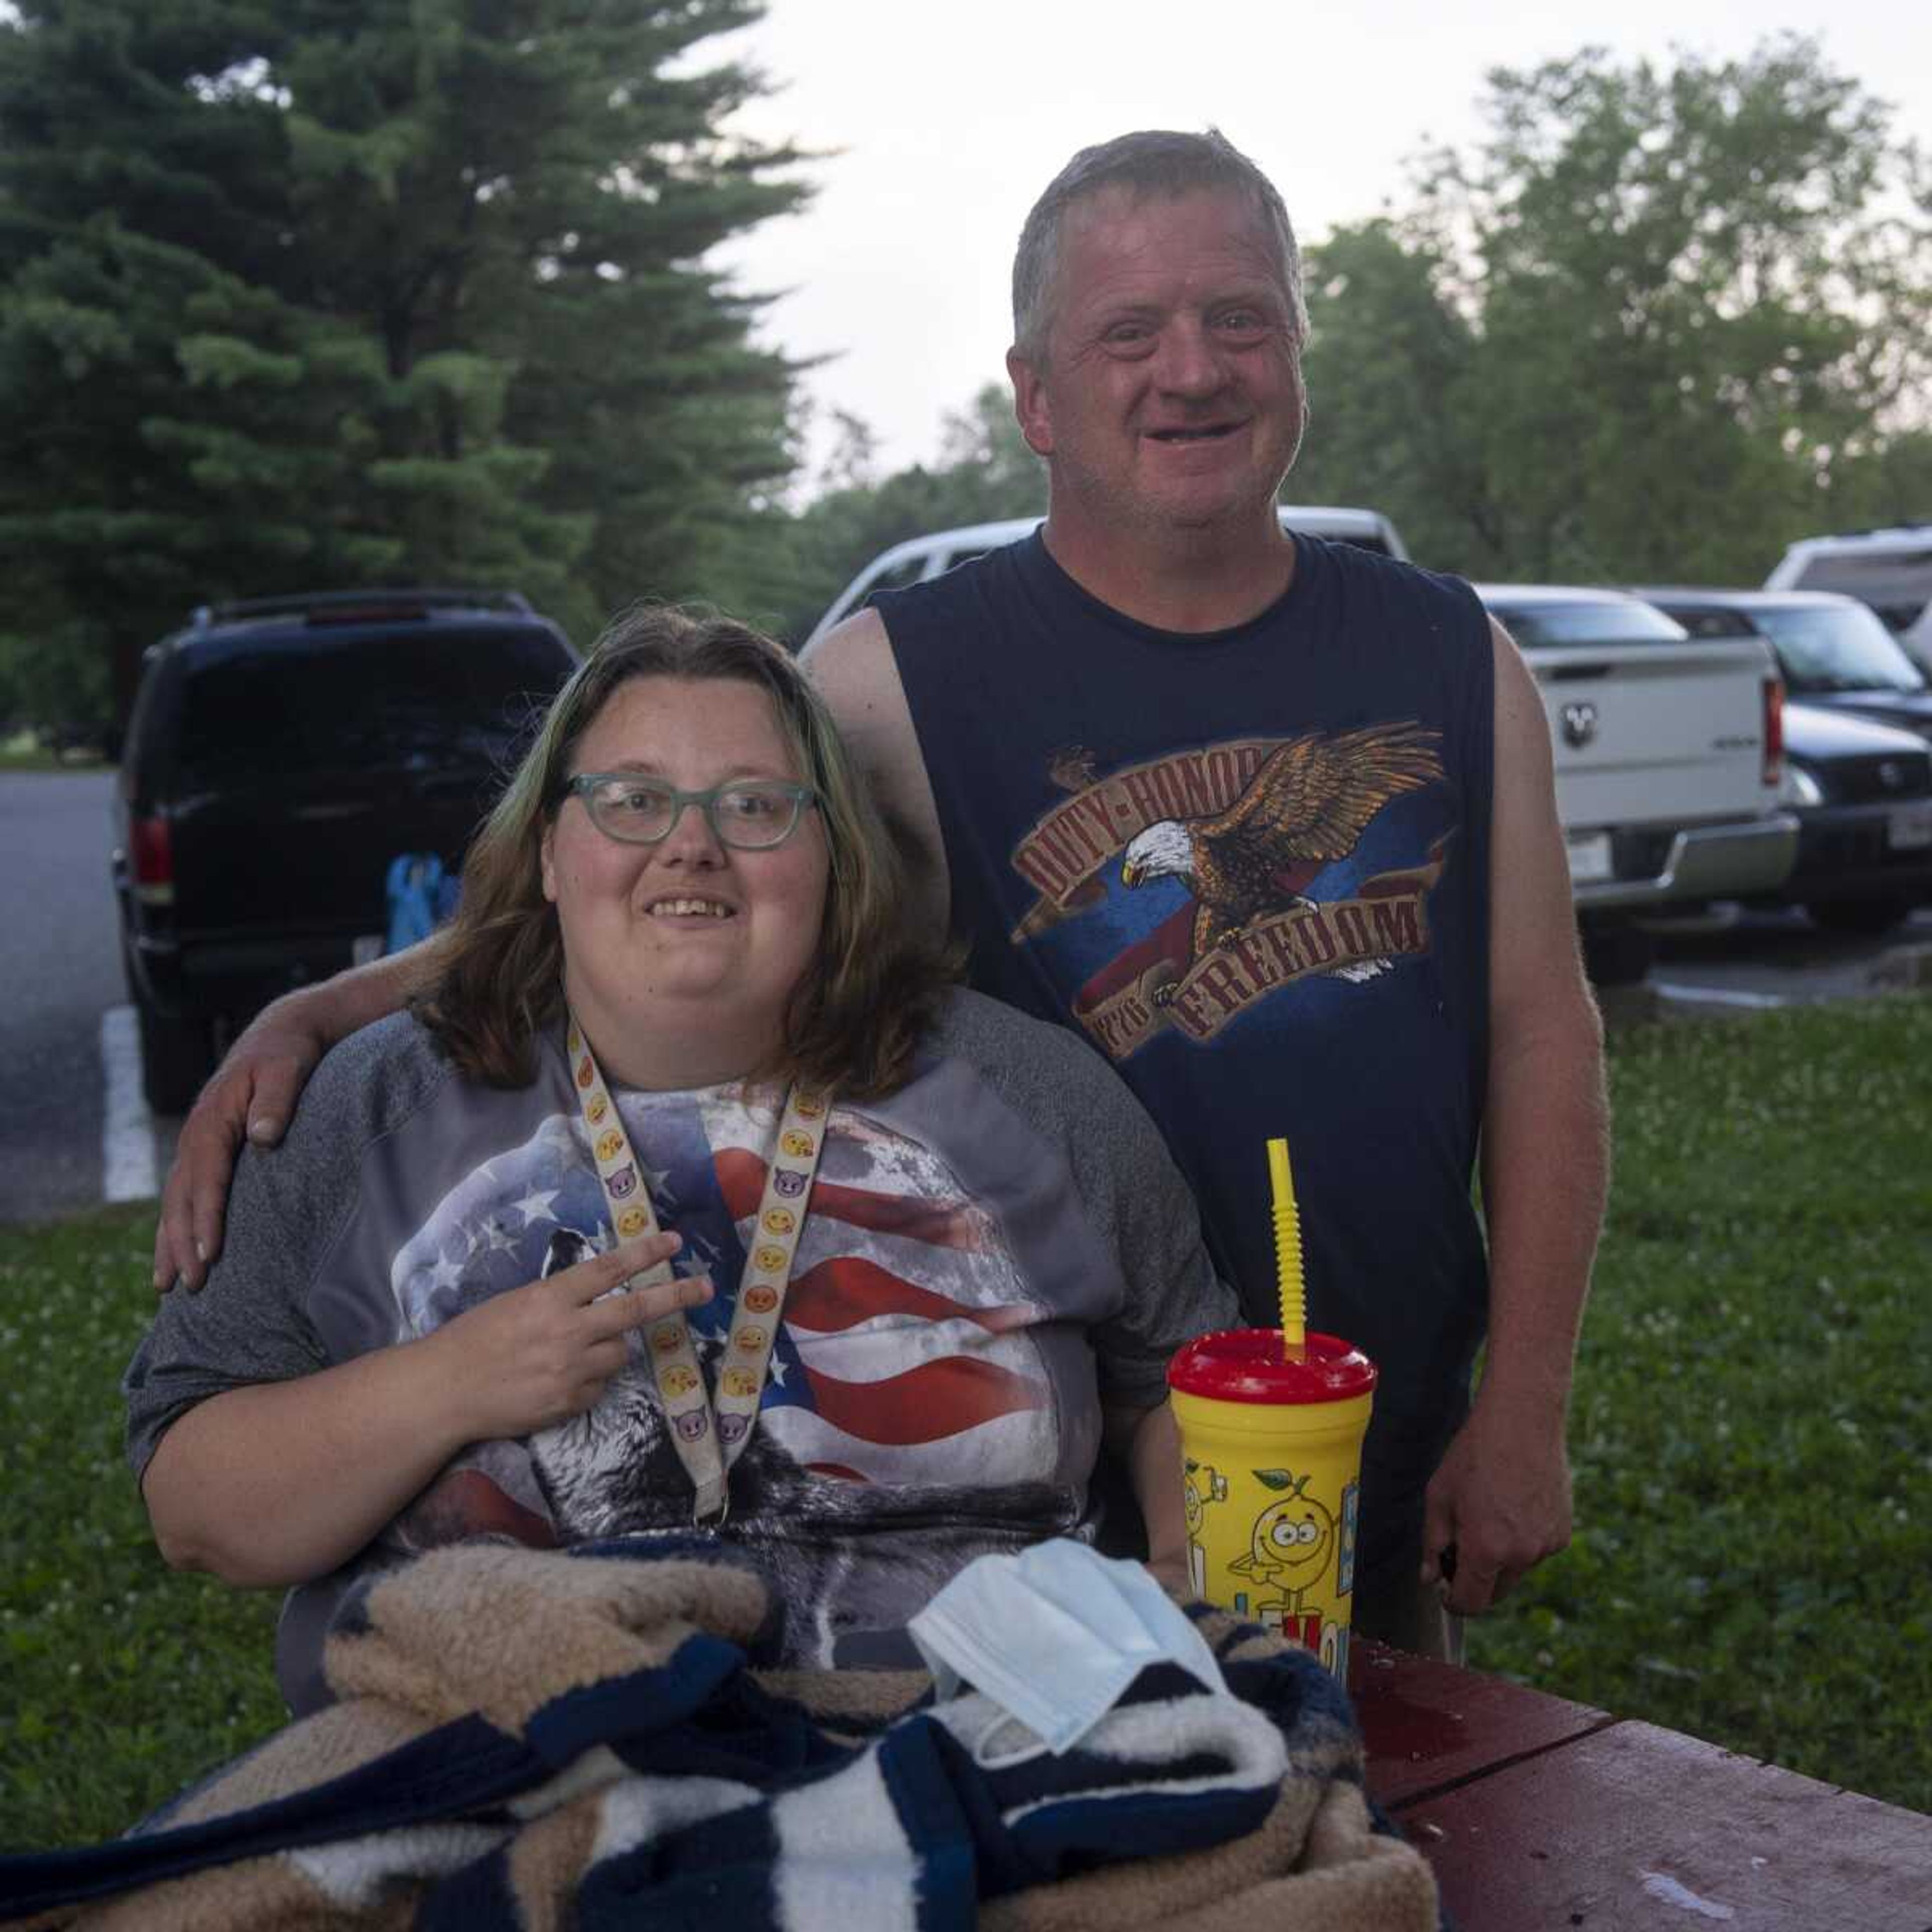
[0, 616, 111, 747]
[769, 382, 1044, 643]
[0, 0, 808, 725]
[1830, 430, 1932, 531]
[1287, 219, 1494, 573]
[1292, 37, 1932, 583]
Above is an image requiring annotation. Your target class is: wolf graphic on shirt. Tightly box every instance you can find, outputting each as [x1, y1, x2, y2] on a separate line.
[380, 1094, 1072, 1665]
[1006, 725, 1452, 1061]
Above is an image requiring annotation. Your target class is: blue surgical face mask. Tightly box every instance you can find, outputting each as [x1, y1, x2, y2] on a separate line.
[908, 1540, 1228, 1760]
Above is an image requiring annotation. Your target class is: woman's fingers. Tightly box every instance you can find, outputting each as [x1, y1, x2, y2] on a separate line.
[583, 1270, 713, 1342]
[439, 1235, 715, 1437]
[556, 1230, 684, 1306]
[560, 1283, 708, 1421]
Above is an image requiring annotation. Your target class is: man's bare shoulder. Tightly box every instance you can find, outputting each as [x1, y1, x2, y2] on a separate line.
[799, 605, 890, 689]
[800, 607, 917, 769]
[800, 609, 951, 917]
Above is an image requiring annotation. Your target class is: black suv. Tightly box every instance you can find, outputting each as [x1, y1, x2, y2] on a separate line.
[113, 589, 579, 1112]
[1633, 588, 1932, 934]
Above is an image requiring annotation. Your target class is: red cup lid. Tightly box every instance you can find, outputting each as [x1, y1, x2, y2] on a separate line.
[1167, 1327, 1378, 1405]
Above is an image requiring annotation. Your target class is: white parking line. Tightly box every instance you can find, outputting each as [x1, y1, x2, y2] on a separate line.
[101, 1004, 157, 1202]
[1650, 982, 1789, 1009]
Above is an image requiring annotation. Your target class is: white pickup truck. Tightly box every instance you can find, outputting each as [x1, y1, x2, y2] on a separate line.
[1765, 523, 1932, 674]
[809, 521, 1798, 985]
[802, 506, 1409, 647]
[1476, 585, 1798, 981]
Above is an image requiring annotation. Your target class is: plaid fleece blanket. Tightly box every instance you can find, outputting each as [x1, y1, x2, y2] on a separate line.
[1, 1541, 1437, 1930]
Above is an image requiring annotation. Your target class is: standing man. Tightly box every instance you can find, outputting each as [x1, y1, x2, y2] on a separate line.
[155, 129, 1605, 1657]
[801, 130, 1607, 1654]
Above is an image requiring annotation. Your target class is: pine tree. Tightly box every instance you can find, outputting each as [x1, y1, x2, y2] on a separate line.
[771, 385, 1046, 644]
[0, 0, 808, 722]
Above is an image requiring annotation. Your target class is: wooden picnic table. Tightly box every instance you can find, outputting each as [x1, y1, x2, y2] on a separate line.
[1350, 1639, 1932, 1930]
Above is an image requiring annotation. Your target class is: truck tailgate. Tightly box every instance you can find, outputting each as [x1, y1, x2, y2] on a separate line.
[1534, 638, 1777, 830]
[164, 766, 497, 939]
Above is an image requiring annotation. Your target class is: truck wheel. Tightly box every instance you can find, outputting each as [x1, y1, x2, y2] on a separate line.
[1807, 898, 1912, 936]
[136, 998, 215, 1116]
[1579, 921, 1656, 987]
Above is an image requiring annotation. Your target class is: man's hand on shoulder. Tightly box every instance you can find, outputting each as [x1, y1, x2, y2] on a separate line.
[800, 610, 950, 929]
[153, 997, 329, 1293]
[152, 939, 441, 1293]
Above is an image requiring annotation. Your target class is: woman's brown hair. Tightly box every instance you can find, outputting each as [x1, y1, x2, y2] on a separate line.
[415, 603, 954, 1099]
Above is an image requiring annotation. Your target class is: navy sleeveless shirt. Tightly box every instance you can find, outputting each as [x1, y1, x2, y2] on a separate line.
[878, 531, 1496, 1579]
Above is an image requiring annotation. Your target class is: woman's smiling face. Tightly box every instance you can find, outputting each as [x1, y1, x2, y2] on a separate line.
[540, 675, 830, 1087]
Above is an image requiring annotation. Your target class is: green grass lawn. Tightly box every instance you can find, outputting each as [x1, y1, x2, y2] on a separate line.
[0, 730, 107, 773]
[0, 1205, 285, 1851]
[1467, 993, 1932, 1816]
[3, 995, 1928, 1849]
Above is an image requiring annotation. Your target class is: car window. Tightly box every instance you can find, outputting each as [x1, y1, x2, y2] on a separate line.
[175, 627, 571, 786]
[1483, 602, 1687, 649]
[1786, 549, 1932, 633]
[856, 554, 933, 612]
[120, 658, 170, 793]
[1288, 522, 1392, 557]
[1663, 609, 1755, 640]
[1749, 602, 1928, 695]
[1278, 512, 1400, 558]
[1870, 601, 1928, 634]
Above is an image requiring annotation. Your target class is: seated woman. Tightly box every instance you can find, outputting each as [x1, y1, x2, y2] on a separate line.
[126, 606, 1234, 1715]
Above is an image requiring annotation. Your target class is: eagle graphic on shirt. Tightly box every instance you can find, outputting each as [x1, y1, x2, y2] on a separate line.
[1119, 722, 1443, 969]
[1006, 722, 1453, 1059]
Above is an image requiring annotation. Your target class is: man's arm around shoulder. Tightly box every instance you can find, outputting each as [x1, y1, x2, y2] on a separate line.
[153, 939, 445, 1293]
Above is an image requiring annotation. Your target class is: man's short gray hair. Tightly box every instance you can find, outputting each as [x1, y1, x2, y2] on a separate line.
[1010, 128, 1307, 363]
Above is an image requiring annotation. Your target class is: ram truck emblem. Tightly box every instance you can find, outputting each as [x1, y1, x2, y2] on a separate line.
[1560, 702, 1599, 750]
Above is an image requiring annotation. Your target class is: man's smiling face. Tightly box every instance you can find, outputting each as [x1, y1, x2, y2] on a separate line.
[1008, 184, 1307, 543]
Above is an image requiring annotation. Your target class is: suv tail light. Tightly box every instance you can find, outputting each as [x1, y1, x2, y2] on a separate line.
[130, 815, 176, 906]
[1762, 677, 1784, 787]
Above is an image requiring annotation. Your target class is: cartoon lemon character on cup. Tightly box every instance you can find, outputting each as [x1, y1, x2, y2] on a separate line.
[1228, 1470, 1336, 1614]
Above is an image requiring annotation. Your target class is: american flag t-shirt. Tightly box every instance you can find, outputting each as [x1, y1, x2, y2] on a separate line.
[699, 1094, 1057, 1489]
[383, 1076, 1070, 1563]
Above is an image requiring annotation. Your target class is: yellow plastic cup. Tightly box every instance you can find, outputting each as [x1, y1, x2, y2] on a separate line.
[1168, 1327, 1377, 1681]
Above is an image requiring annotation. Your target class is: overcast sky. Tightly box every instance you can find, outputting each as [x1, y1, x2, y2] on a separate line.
[699, 0, 1929, 481]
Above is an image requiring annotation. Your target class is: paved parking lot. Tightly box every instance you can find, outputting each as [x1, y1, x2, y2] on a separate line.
[1643, 904, 1932, 1012]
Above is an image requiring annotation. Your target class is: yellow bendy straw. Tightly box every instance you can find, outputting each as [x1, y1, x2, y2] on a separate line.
[1266, 1136, 1306, 1356]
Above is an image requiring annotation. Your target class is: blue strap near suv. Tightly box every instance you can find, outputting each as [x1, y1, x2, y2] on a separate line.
[384, 853, 460, 955]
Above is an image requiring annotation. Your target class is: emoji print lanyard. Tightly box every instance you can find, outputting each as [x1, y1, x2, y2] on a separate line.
[567, 1015, 828, 1525]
